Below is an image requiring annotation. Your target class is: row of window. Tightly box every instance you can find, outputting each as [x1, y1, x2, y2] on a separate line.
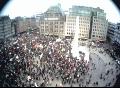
[92, 32, 106, 35]
[41, 29, 64, 32]
[79, 34, 88, 37]
[67, 17, 90, 22]
[67, 24, 90, 27]
[67, 26, 75, 29]
[67, 23, 75, 26]
[79, 27, 89, 30]
[79, 17, 90, 21]
[66, 28, 89, 32]
[67, 22, 90, 25]
[80, 31, 89, 33]
[67, 32, 74, 35]
[93, 23, 105, 26]
[92, 29, 106, 32]
[79, 21, 90, 24]
[40, 24, 64, 27]
[66, 32, 89, 37]
[40, 21, 64, 24]
[93, 19, 107, 24]
[93, 25, 107, 28]
[79, 24, 90, 27]
[67, 20, 76, 22]
[41, 26, 64, 28]
[92, 35, 105, 38]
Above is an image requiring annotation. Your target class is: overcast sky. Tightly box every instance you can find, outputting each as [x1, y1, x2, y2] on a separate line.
[0, 0, 120, 23]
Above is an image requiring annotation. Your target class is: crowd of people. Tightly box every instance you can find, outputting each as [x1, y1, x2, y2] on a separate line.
[1, 29, 119, 87]
[0, 29, 89, 87]
[89, 40, 120, 87]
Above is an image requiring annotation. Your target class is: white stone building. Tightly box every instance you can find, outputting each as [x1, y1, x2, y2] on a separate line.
[65, 6, 108, 42]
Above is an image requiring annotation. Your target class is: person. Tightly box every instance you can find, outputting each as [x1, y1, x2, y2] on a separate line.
[40, 82, 45, 87]
[56, 84, 57, 87]
[1, 30, 94, 87]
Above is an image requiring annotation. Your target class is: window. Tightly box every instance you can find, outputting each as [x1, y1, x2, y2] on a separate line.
[45, 26, 48, 28]
[55, 25, 58, 28]
[41, 29, 44, 32]
[60, 26, 63, 28]
[41, 22, 44, 24]
[50, 22, 53, 24]
[60, 22, 63, 24]
[55, 22, 58, 24]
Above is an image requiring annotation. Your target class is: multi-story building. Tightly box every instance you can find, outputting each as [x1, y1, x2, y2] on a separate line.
[36, 13, 42, 28]
[107, 22, 116, 43]
[91, 9, 108, 42]
[14, 17, 27, 34]
[25, 17, 37, 30]
[14, 17, 37, 35]
[37, 4, 66, 38]
[114, 23, 120, 44]
[36, 5, 108, 41]
[65, 16, 76, 38]
[11, 19, 18, 36]
[0, 16, 15, 41]
[65, 6, 91, 40]
[65, 6, 108, 41]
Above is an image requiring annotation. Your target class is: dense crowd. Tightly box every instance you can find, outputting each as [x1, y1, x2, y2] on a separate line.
[0, 29, 89, 87]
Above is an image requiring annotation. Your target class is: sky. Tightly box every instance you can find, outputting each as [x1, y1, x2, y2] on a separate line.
[0, 0, 120, 23]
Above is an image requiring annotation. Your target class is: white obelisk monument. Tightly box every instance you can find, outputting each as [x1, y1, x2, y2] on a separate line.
[71, 16, 89, 63]
[71, 16, 80, 60]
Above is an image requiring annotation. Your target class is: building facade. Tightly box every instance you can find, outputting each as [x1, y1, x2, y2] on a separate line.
[91, 9, 108, 41]
[26, 17, 37, 30]
[65, 16, 76, 38]
[14, 17, 27, 34]
[65, 6, 108, 41]
[65, 6, 91, 40]
[114, 23, 120, 44]
[37, 4, 66, 38]
[36, 5, 108, 41]
[14, 17, 37, 35]
[0, 16, 15, 41]
[107, 22, 116, 43]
